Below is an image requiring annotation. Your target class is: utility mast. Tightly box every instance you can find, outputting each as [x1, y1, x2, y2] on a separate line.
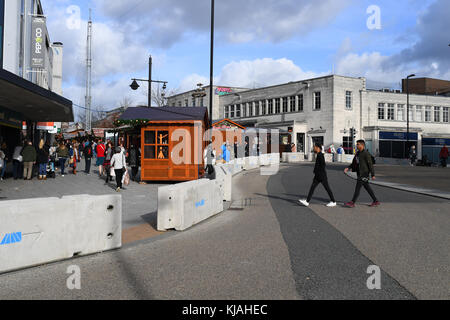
[85, 9, 93, 132]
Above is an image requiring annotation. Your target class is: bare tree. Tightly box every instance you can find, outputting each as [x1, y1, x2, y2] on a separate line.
[142, 85, 178, 107]
[119, 96, 134, 109]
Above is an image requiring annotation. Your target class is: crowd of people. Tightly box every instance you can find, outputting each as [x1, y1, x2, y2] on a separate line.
[0, 137, 141, 192]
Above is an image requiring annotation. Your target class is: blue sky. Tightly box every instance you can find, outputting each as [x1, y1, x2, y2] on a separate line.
[43, 0, 449, 117]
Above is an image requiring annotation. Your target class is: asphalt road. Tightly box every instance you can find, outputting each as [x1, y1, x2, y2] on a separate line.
[0, 164, 448, 299]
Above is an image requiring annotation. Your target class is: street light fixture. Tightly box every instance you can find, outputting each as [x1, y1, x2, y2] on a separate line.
[130, 55, 168, 107]
[406, 73, 416, 156]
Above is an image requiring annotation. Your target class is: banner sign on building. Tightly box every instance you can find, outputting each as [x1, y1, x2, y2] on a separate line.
[215, 87, 233, 96]
[37, 122, 54, 131]
[31, 16, 47, 68]
[379, 131, 418, 141]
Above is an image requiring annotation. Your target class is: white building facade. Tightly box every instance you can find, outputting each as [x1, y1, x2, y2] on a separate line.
[218, 75, 450, 162]
[167, 85, 249, 121]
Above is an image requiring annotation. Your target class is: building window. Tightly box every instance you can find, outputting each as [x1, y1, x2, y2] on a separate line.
[178, 101, 182, 107]
[200, 97, 204, 107]
[249, 103, 253, 117]
[225, 106, 230, 118]
[387, 103, 395, 120]
[298, 94, 304, 111]
[314, 92, 321, 110]
[261, 101, 267, 115]
[185, 99, 189, 107]
[290, 96, 296, 112]
[242, 103, 247, 118]
[425, 106, 432, 122]
[434, 106, 440, 122]
[443, 107, 449, 123]
[268, 100, 273, 114]
[236, 104, 241, 118]
[416, 106, 423, 122]
[192, 98, 196, 107]
[255, 101, 260, 116]
[343, 136, 354, 155]
[378, 103, 385, 120]
[230, 105, 235, 118]
[408, 105, 414, 122]
[282, 97, 288, 113]
[397, 104, 404, 121]
[275, 98, 281, 114]
[345, 91, 352, 109]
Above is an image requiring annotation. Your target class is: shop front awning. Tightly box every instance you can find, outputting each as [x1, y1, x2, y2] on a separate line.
[0, 68, 73, 122]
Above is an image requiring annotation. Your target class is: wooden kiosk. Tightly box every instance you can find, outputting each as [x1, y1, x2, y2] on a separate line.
[118, 107, 209, 182]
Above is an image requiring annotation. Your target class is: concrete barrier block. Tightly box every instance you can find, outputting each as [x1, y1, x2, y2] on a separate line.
[215, 166, 232, 202]
[243, 156, 259, 171]
[157, 179, 224, 231]
[0, 194, 122, 274]
[324, 153, 334, 163]
[284, 153, 305, 163]
[268, 153, 280, 165]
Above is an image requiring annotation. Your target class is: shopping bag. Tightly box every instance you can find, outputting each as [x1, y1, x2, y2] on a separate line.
[122, 169, 130, 186]
[110, 167, 116, 177]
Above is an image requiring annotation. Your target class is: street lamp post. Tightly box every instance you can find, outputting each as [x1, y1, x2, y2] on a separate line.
[130, 55, 167, 108]
[406, 74, 416, 155]
[209, 0, 215, 127]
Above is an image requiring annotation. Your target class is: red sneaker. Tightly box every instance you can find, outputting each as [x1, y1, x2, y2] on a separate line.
[345, 201, 355, 208]
[370, 201, 381, 207]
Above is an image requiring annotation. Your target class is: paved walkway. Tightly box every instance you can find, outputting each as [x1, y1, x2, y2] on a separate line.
[0, 162, 165, 243]
[1, 164, 448, 299]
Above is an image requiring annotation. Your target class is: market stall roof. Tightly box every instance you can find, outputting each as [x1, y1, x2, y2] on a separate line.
[119, 106, 208, 122]
[0, 68, 73, 122]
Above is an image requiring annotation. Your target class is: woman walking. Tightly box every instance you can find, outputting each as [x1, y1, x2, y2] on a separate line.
[36, 139, 49, 180]
[110, 147, 127, 192]
[104, 142, 113, 185]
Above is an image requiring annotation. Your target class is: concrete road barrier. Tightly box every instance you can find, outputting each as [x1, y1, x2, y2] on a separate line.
[282, 153, 305, 163]
[215, 165, 232, 202]
[243, 156, 259, 171]
[0, 195, 122, 274]
[158, 179, 224, 231]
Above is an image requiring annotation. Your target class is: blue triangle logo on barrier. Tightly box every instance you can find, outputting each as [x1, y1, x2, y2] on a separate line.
[0, 232, 22, 245]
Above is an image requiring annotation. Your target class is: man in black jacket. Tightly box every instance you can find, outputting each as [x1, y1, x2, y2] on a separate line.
[299, 143, 337, 207]
[344, 140, 380, 208]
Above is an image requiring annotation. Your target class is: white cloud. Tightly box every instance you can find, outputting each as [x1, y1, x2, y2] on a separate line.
[178, 58, 325, 91]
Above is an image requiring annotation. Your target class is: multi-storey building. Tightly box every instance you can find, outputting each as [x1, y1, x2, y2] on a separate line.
[171, 75, 450, 162]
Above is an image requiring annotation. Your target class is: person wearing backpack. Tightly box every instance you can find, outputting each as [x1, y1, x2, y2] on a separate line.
[344, 140, 380, 208]
[84, 141, 93, 175]
[56, 142, 69, 177]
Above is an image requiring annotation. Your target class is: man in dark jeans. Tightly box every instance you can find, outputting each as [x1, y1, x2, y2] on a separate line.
[84, 141, 93, 174]
[344, 140, 380, 208]
[299, 143, 337, 207]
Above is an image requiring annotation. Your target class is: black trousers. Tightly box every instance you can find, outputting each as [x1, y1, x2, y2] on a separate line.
[115, 169, 124, 188]
[85, 158, 91, 173]
[352, 177, 378, 203]
[307, 177, 336, 203]
[131, 166, 139, 181]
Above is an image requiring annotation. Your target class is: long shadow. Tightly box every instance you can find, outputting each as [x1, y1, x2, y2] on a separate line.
[264, 165, 416, 300]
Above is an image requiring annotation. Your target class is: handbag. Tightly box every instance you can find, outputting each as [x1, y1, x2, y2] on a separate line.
[110, 167, 116, 177]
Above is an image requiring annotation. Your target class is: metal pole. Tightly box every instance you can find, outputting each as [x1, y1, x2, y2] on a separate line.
[209, 0, 215, 127]
[407, 78, 410, 155]
[149, 55, 152, 108]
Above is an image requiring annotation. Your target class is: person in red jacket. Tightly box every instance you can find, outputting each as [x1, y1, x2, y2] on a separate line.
[96, 140, 106, 176]
[439, 145, 449, 168]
